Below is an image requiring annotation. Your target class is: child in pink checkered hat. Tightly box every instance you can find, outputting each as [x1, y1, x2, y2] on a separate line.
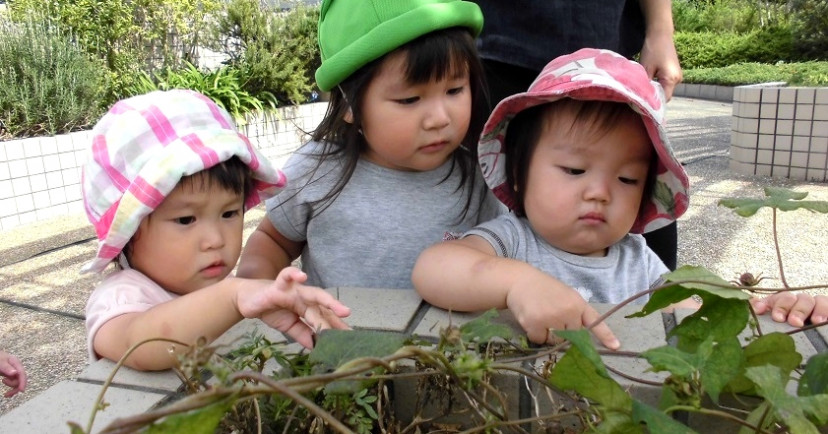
[82, 89, 350, 370]
[413, 49, 826, 349]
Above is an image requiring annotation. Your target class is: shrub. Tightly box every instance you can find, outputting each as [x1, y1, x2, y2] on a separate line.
[125, 62, 276, 123]
[208, 0, 320, 106]
[675, 25, 794, 69]
[7, 0, 220, 101]
[790, 0, 828, 60]
[682, 61, 828, 86]
[0, 15, 107, 138]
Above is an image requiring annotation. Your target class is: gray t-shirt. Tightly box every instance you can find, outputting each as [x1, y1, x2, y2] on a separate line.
[266, 141, 506, 289]
[465, 213, 667, 304]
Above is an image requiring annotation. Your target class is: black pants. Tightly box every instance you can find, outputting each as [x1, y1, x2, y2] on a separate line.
[481, 59, 678, 270]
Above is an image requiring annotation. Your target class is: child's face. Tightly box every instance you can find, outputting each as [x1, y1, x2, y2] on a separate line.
[358, 50, 471, 172]
[127, 178, 245, 295]
[522, 109, 652, 257]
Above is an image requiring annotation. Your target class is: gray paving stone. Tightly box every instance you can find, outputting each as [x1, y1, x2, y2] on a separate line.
[594, 303, 668, 353]
[334, 287, 423, 331]
[79, 359, 182, 392]
[0, 380, 167, 433]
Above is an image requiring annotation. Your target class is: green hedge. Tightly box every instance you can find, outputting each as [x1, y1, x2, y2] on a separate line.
[682, 61, 828, 86]
[675, 26, 795, 70]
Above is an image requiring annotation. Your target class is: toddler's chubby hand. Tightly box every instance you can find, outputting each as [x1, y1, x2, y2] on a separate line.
[505, 272, 620, 350]
[0, 350, 27, 398]
[236, 267, 351, 348]
[751, 292, 828, 328]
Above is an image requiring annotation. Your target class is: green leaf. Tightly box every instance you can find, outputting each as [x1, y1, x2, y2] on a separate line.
[798, 353, 828, 397]
[718, 187, 828, 217]
[629, 266, 749, 318]
[641, 345, 697, 377]
[727, 333, 802, 395]
[459, 309, 516, 343]
[698, 336, 743, 403]
[746, 365, 828, 433]
[549, 330, 631, 411]
[309, 329, 407, 370]
[591, 410, 641, 434]
[631, 400, 698, 434]
[144, 394, 237, 434]
[669, 297, 750, 353]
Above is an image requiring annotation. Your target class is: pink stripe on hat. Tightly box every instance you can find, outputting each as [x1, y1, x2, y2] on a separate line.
[182, 133, 221, 168]
[81, 89, 287, 273]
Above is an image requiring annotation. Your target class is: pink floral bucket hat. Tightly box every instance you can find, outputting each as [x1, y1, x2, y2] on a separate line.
[81, 89, 287, 273]
[478, 48, 689, 234]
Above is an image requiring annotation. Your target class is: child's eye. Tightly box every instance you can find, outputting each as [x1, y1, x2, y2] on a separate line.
[395, 96, 419, 105]
[619, 177, 640, 185]
[175, 216, 196, 225]
[562, 167, 585, 176]
[447, 86, 465, 95]
[222, 209, 242, 219]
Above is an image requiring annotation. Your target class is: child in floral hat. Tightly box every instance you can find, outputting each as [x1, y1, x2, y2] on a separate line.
[414, 48, 828, 349]
[82, 89, 350, 370]
[413, 48, 688, 349]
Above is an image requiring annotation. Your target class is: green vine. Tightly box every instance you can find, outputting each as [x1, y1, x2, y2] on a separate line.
[69, 188, 828, 433]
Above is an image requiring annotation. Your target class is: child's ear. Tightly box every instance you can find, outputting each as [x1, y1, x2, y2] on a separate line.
[343, 107, 354, 124]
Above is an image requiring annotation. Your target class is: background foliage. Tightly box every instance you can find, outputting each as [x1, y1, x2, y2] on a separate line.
[0, 14, 108, 137]
[1, 0, 827, 139]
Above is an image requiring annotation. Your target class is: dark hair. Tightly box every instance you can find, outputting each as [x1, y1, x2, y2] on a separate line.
[179, 156, 255, 205]
[305, 27, 488, 221]
[504, 99, 656, 217]
[121, 156, 253, 268]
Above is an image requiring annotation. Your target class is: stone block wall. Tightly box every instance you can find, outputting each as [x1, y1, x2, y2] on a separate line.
[0, 102, 328, 231]
[730, 85, 828, 181]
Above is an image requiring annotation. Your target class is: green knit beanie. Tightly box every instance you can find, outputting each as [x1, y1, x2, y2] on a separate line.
[315, 0, 484, 92]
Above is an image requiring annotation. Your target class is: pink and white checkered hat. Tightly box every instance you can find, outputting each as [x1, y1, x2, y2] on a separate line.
[81, 89, 287, 273]
[478, 48, 689, 233]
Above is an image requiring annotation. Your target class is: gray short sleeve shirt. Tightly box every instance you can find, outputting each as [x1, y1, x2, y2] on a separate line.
[265, 141, 506, 289]
[465, 213, 668, 304]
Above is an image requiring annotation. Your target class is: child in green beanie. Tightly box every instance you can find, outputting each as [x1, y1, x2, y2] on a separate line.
[237, 0, 506, 288]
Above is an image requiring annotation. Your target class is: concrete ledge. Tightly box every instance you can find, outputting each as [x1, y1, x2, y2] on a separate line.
[2, 289, 825, 433]
[674, 83, 735, 102]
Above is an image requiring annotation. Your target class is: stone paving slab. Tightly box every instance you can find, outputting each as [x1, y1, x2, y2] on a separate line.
[0, 380, 167, 433]
[335, 286, 423, 331]
[79, 359, 184, 393]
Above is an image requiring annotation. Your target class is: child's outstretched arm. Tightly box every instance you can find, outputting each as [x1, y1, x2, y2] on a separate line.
[93, 267, 350, 371]
[750, 292, 828, 327]
[412, 236, 620, 350]
[237, 218, 302, 280]
[0, 350, 26, 398]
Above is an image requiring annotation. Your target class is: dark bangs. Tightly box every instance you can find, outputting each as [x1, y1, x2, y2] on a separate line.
[179, 156, 254, 206]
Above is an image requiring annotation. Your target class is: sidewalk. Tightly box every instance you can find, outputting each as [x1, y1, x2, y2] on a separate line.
[1, 96, 827, 418]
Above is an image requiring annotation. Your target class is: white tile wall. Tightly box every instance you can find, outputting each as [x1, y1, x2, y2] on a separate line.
[730, 86, 828, 181]
[0, 102, 328, 231]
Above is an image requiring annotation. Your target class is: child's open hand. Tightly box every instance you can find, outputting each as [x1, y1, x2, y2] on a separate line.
[505, 272, 620, 350]
[236, 267, 351, 348]
[0, 350, 27, 398]
[750, 292, 828, 327]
